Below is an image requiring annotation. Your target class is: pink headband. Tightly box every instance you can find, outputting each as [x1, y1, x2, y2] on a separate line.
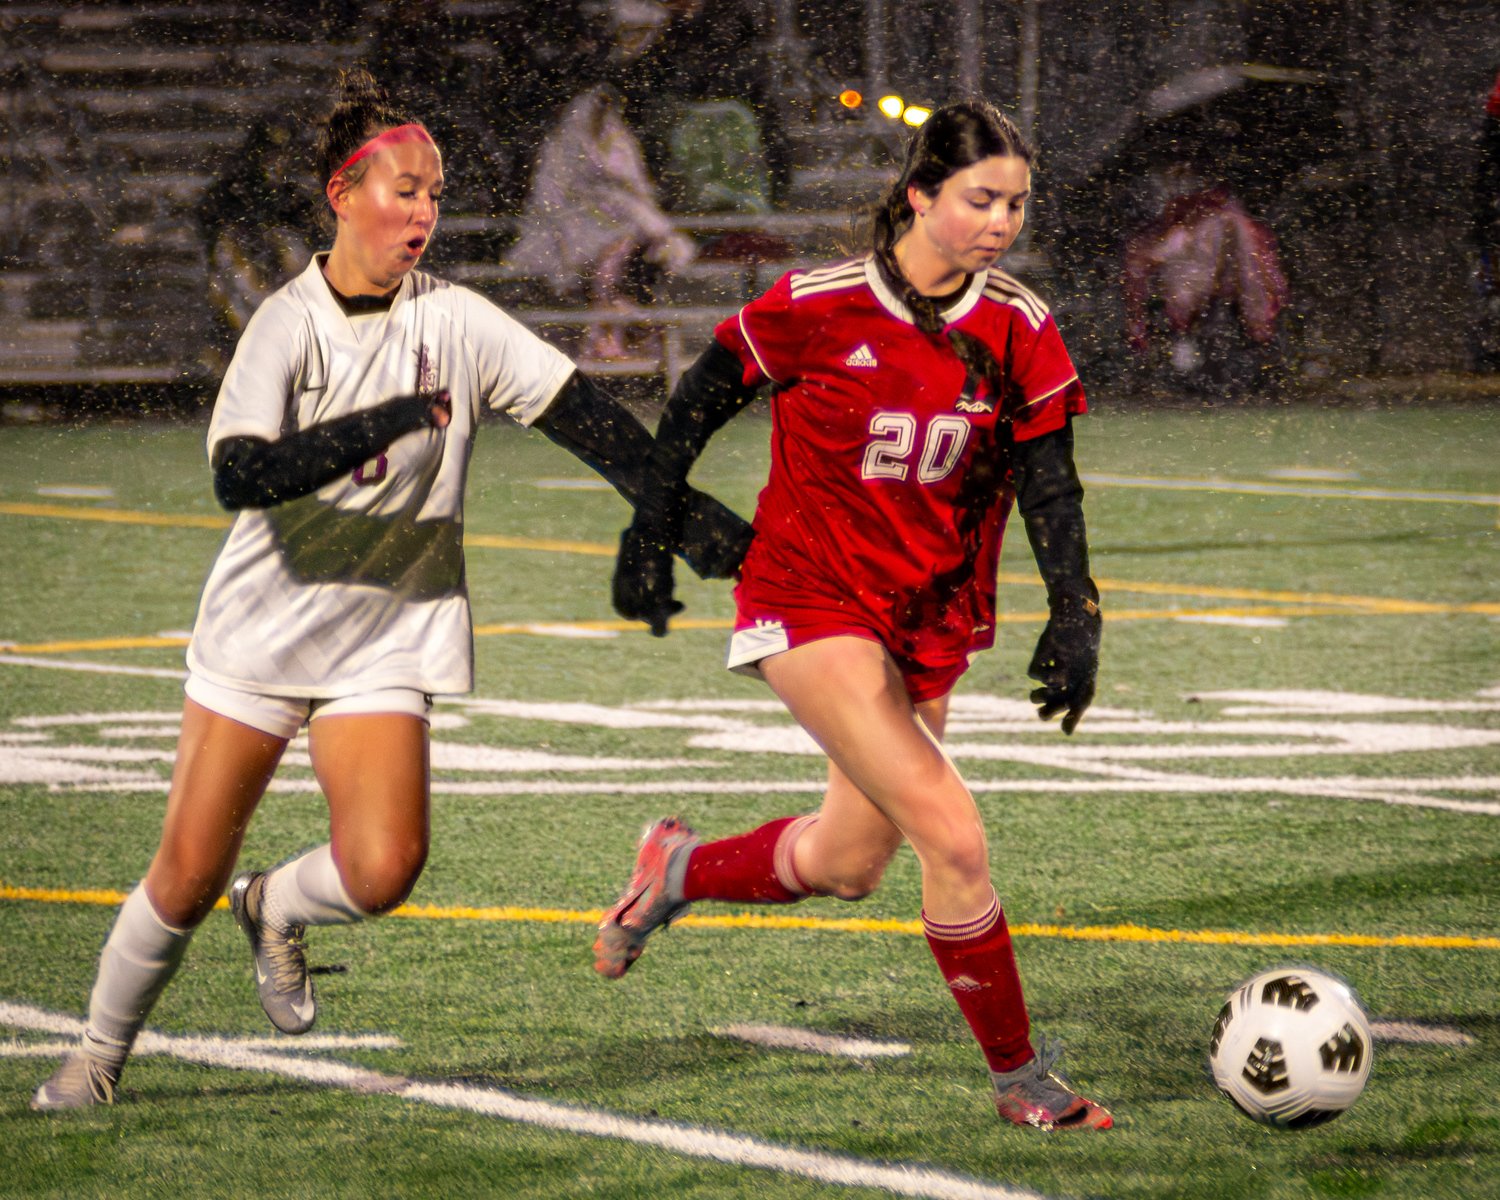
[329, 123, 436, 183]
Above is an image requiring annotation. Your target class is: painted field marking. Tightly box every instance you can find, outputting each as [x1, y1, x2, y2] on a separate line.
[2, 586, 1495, 660]
[1, 1032, 405, 1058]
[714, 1025, 913, 1058]
[5, 885, 1496, 952]
[1175, 615, 1289, 628]
[1263, 468, 1360, 482]
[1, 1002, 1051, 1200]
[0, 502, 229, 529]
[1078, 472, 1500, 506]
[35, 486, 116, 500]
[4, 687, 1496, 817]
[1368, 1020, 1476, 1047]
[0, 654, 186, 678]
[2, 499, 1494, 621]
[534, 477, 615, 491]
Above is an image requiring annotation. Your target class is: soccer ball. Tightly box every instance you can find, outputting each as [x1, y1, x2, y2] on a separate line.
[1209, 965, 1373, 1128]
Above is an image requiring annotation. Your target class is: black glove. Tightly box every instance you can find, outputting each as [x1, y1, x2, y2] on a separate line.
[678, 492, 754, 579]
[613, 523, 683, 636]
[1027, 584, 1101, 735]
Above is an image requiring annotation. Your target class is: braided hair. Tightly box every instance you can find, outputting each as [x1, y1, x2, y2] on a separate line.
[870, 100, 1036, 399]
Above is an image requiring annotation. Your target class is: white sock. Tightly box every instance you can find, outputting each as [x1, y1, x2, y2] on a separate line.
[261, 844, 367, 930]
[84, 884, 192, 1068]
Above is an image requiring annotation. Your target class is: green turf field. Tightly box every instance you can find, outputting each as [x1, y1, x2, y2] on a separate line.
[1, 400, 1496, 1199]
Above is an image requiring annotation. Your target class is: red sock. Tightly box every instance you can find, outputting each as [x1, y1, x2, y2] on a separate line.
[923, 892, 1033, 1073]
[681, 815, 814, 903]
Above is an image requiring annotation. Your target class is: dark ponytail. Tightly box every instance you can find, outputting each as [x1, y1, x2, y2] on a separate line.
[869, 101, 1035, 400]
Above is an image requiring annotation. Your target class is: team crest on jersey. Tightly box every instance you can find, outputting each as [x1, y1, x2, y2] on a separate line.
[416, 344, 440, 394]
[843, 343, 878, 369]
[953, 373, 994, 415]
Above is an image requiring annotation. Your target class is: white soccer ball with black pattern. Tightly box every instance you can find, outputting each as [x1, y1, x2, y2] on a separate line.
[1209, 965, 1373, 1128]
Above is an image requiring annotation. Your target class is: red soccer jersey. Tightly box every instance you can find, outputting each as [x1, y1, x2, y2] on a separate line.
[718, 255, 1086, 666]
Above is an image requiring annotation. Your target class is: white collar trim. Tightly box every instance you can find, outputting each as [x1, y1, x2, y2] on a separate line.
[862, 255, 986, 326]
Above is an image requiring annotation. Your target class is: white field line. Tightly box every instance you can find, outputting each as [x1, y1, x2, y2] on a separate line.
[1369, 1020, 1476, 1047]
[1, 1034, 405, 1057]
[1079, 472, 1500, 506]
[1174, 615, 1289, 628]
[8, 683, 1497, 816]
[0, 655, 184, 679]
[1189, 689, 1500, 715]
[65, 773, 1500, 815]
[1, 1002, 1054, 1200]
[714, 1025, 912, 1058]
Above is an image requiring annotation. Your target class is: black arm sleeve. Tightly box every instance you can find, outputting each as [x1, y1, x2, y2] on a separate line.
[211, 392, 433, 511]
[532, 370, 655, 504]
[1010, 419, 1094, 605]
[638, 340, 762, 537]
[536, 362, 757, 579]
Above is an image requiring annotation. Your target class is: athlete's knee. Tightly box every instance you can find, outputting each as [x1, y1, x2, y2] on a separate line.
[147, 846, 234, 927]
[145, 870, 224, 928]
[821, 869, 885, 902]
[805, 840, 899, 901]
[337, 836, 428, 914]
[912, 822, 990, 888]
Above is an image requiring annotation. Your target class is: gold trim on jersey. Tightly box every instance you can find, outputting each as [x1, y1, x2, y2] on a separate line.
[982, 268, 1050, 331]
[1012, 373, 1080, 413]
[788, 257, 867, 300]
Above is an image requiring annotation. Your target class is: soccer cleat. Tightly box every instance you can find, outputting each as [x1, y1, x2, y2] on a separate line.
[991, 1037, 1113, 1132]
[593, 817, 699, 979]
[31, 1049, 120, 1111]
[229, 871, 316, 1034]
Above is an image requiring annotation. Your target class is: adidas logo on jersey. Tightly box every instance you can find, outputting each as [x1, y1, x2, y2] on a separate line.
[844, 343, 878, 368]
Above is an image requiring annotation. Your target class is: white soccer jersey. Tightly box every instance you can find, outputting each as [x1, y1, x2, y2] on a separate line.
[187, 255, 574, 698]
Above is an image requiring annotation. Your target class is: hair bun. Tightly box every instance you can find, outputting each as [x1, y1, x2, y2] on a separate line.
[335, 67, 388, 110]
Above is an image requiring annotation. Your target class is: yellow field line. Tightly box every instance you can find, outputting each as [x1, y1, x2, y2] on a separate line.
[4, 504, 1494, 642]
[0, 596, 1474, 657]
[0, 502, 230, 529]
[4, 884, 1495, 952]
[3, 635, 193, 653]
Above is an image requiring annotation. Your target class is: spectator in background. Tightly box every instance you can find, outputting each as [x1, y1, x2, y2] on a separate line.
[1122, 162, 1288, 394]
[1473, 69, 1500, 369]
[196, 116, 319, 374]
[502, 0, 695, 359]
[617, 0, 791, 209]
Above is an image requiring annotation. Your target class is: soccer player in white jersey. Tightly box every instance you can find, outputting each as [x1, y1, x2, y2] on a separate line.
[601, 101, 1112, 1132]
[32, 69, 749, 1110]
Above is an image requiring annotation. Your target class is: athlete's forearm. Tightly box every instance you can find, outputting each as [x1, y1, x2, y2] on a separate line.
[1011, 420, 1093, 605]
[533, 371, 654, 503]
[211, 392, 435, 510]
[639, 340, 761, 538]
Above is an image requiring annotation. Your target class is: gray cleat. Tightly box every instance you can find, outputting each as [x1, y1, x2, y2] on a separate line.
[32, 1050, 120, 1111]
[229, 871, 316, 1034]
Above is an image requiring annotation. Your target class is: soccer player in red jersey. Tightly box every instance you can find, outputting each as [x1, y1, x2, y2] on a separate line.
[600, 100, 1111, 1132]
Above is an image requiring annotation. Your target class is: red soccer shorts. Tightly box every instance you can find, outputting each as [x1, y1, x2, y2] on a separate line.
[726, 592, 974, 704]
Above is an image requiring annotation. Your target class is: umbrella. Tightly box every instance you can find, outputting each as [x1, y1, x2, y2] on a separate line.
[1092, 62, 1338, 209]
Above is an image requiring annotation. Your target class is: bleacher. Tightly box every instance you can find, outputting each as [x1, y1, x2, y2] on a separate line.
[0, 1, 906, 393]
